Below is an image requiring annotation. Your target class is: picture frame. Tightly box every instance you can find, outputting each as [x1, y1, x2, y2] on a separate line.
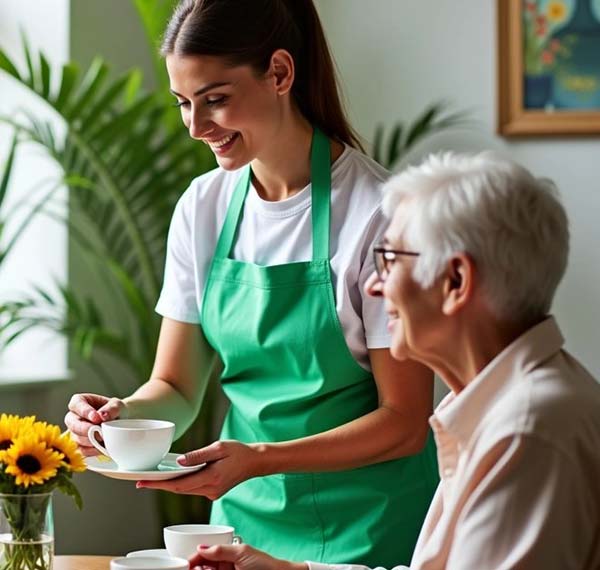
[497, 0, 600, 136]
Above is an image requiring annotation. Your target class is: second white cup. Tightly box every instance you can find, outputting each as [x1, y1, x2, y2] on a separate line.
[163, 524, 239, 560]
[87, 419, 175, 471]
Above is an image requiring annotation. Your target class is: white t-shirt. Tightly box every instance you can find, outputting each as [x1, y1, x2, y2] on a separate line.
[155, 145, 391, 370]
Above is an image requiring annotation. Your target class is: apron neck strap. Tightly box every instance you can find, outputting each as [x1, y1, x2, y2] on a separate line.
[214, 127, 332, 261]
[310, 127, 331, 261]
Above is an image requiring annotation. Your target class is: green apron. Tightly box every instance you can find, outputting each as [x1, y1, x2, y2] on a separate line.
[200, 128, 438, 567]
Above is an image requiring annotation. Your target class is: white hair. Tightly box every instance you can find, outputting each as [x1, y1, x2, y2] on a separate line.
[382, 151, 569, 322]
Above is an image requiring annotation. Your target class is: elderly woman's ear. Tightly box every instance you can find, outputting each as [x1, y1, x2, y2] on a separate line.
[441, 253, 476, 316]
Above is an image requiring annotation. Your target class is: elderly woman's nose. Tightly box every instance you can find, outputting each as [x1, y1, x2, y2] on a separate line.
[365, 271, 383, 297]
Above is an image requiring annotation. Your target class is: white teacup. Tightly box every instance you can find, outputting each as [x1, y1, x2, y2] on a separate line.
[164, 524, 239, 560]
[88, 419, 175, 471]
[110, 556, 188, 570]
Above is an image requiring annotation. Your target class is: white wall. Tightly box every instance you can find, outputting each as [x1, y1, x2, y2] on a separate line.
[0, 1, 69, 382]
[317, 0, 600, 379]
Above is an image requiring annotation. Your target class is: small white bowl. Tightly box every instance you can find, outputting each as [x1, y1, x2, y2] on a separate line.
[111, 555, 188, 569]
[126, 549, 171, 558]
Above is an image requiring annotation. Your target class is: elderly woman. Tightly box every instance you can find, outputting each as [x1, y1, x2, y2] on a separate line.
[190, 152, 600, 570]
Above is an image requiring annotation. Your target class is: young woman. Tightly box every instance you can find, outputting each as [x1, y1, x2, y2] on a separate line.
[65, 0, 438, 566]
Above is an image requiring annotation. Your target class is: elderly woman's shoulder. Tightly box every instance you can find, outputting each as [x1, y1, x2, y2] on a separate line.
[480, 351, 600, 461]
[527, 351, 600, 433]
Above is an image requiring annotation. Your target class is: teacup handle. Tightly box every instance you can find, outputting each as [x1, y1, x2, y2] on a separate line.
[87, 425, 110, 457]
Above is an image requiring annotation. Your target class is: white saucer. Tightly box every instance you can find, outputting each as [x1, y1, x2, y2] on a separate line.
[127, 549, 171, 558]
[85, 453, 205, 481]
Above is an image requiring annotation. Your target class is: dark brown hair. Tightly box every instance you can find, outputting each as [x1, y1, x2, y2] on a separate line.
[161, 0, 362, 150]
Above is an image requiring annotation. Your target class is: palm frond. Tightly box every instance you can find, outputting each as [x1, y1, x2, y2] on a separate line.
[0, 132, 18, 208]
[371, 101, 471, 170]
[0, 132, 63, 266]
[0, 37, 213, 383]
[131, 0, 182, 131]
[0, 38, 204, 290]
[0, 285, 143, 379]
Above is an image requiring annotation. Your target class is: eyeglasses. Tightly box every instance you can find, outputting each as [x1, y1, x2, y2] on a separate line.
[372, 244, 420, 281]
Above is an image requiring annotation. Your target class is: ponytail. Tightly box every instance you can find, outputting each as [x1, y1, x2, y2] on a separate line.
[161, 0, 363, 150]
[281, 1, 363, 150]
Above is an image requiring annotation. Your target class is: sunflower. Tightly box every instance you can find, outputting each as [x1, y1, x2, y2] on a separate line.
[30, 420, 57, 442]
[44, 426, 87, 473]
[4, 436, 63, 488]
[0, 414, 22, 456]
[15, 415, 37, 437]
[546, 1, 567, 23]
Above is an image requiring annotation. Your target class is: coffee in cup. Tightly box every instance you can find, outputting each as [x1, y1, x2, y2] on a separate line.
[88, 419, 175, 471]
[163, 524, 240, 560]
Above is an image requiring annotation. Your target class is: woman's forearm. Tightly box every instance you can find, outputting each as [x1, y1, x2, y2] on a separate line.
[123, 377, 200, 439]
[122, 319, 220, 439]
[252, 405, 430, 476]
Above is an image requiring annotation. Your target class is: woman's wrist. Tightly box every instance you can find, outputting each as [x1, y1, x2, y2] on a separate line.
[119, 399, 132, 418]
[249, 442, 277, 477]
[248, 440, 309, 476]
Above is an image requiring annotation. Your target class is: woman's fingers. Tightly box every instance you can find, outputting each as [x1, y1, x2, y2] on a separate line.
[67, 393, 108, 423]
[65, 393, 122, 452]
[78, 445, 101, 457]
[177, 440, 228, 466]
[64, 411, 95, 437]
[136, 469, 213, 496]
[96, 397, 124, 421]
[188, 545, 242, 567]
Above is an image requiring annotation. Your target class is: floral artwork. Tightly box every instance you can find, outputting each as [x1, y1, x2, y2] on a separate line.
[498, 0, 600, 134]
[522, 0, 600, 109]
[523, 1, 574, 75]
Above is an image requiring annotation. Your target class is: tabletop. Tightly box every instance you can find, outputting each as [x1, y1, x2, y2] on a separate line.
[55, 555, 115, 570]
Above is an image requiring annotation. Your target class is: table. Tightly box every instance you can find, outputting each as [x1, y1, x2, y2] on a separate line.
[55, 555, 114, 570]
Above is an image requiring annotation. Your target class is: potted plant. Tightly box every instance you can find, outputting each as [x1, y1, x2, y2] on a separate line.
[0, 413, 86, 570]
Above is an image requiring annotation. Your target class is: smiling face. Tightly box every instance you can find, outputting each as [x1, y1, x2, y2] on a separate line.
[371, 206, 447, 364]
[166, 53, 286, 170]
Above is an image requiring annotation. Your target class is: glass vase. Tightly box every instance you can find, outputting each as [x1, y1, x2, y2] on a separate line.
[0, 493, 54, 570]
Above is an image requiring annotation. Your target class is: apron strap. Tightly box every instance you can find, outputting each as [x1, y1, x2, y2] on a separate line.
[213, 127, 331, 261]
[310, 127, 331, 261]
[213, 165, 251, 260]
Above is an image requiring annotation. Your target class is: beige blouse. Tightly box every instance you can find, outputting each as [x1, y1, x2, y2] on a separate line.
[308, 317, 600, 570]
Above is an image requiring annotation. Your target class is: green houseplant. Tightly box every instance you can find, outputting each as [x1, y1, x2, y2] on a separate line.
[371, 101, 470, 171]
[0, 29, 219, 527]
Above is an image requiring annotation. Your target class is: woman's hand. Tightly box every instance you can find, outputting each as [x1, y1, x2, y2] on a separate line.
[188, 544, 307, 570]
[136, 440, 265, 499]
[64, 393, 125, 456]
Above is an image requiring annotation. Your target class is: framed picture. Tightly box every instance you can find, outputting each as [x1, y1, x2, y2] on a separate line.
[498, 0, 600, 136]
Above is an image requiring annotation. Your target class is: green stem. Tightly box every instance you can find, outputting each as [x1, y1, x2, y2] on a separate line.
[0, 113, 160, 304]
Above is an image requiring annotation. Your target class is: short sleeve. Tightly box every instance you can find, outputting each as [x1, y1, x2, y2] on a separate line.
[359, 207, 391, 349]
[155, 190, 201, 324]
